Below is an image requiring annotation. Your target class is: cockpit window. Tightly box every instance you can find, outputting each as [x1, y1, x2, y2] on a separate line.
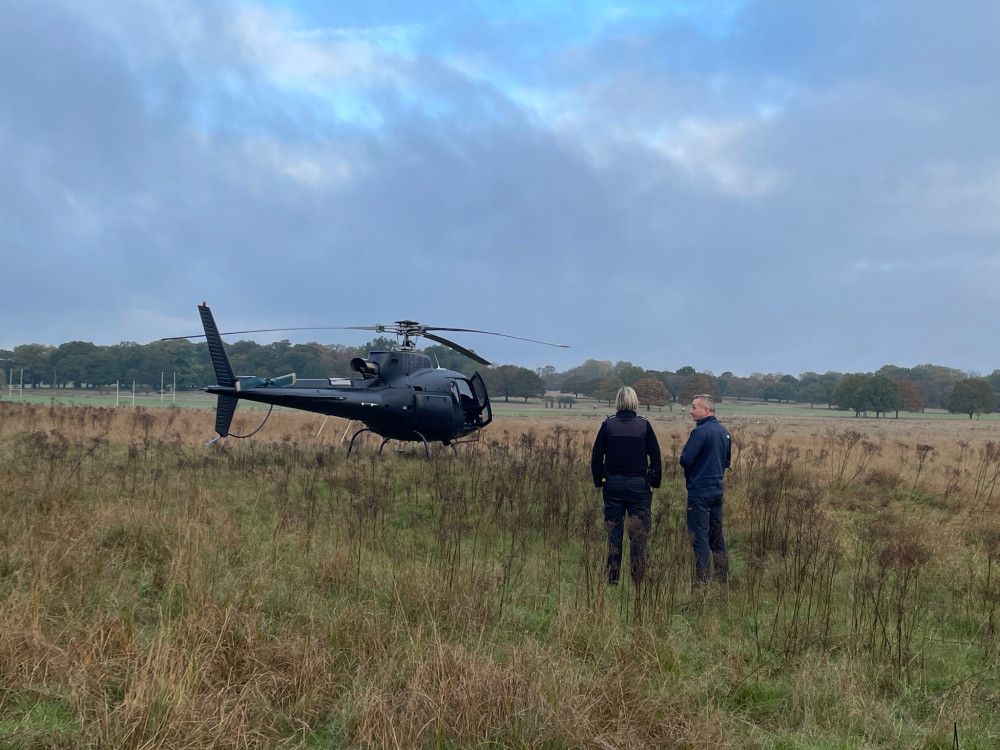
[454, 379, 474, 399]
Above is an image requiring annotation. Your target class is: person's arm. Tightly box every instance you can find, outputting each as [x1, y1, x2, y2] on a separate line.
[646, 422, 662, 488]
[591, 422, 608, 487]
[679, 428, 702, 468]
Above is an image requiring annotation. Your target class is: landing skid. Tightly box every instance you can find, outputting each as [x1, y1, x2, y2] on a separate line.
[347, 427, 433, 459]
[450, 429, 482, 447]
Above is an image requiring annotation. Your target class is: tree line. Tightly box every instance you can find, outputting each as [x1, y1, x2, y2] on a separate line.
[547, 360, 1000, 418]
[0, 337, 396, 393]
[2, 340, 999, 418]
[0, 337, 551, 402]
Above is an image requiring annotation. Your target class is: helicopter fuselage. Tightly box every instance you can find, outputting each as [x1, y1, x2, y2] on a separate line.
[205, 350, 492, 445]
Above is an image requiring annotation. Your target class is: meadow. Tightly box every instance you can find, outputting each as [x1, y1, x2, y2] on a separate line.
[0, 400, 999, 748]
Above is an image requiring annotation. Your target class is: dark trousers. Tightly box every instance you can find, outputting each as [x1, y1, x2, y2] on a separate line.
[687, 495, 727, 583]
[603, 474, 652, 585]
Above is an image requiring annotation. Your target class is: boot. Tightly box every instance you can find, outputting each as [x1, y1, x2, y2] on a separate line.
[712, 552, 729, 583]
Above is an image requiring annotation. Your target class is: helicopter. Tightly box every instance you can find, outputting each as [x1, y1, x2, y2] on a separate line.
[169, 303, 567, 456]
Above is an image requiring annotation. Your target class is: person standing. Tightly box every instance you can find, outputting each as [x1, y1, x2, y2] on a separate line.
[591, 386, 662, 586]
[679, 393, 732, 585]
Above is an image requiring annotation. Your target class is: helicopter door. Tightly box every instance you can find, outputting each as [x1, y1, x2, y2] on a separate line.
[467, 373, 492, 428]
[414, 393, 453, 433]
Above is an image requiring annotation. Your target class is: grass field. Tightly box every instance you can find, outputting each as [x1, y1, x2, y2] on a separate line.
[5, 387, 998, 421]
[1, 399, 999, 748]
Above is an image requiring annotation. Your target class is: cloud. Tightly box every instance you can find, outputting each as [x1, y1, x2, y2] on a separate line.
[2, 0, 999, 378]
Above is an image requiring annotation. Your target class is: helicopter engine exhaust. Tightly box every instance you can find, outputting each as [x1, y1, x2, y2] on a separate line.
[350, 357, 380, 378]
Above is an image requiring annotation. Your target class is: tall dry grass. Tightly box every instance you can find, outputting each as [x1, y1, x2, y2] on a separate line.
[1, 400, 999, 748]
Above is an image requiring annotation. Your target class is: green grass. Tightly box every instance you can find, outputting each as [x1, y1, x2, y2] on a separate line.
[7, 387, 997, 422]
[1, 402, 1000, 747]
[0, 694, 81, 749]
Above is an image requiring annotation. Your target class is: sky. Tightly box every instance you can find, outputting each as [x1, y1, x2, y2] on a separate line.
[2, 0, 998, 377]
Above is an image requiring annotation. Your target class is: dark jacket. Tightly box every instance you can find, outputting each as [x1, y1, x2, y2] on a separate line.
[679, 415, 731, 497]
[591, 410, 662, 488]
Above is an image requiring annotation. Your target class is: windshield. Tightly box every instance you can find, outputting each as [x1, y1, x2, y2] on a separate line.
[454, 379, 474, 399]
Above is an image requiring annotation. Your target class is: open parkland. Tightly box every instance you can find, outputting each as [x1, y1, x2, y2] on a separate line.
[0, 391, 998, 748]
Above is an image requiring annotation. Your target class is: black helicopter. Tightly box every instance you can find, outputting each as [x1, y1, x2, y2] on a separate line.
[172, 304, 566, 456]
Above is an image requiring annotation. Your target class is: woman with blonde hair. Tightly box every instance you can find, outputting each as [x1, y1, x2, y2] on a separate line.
[590, 386, 662, 585]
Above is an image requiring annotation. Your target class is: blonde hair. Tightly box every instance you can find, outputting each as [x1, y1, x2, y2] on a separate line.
[616, 386, 639, 412]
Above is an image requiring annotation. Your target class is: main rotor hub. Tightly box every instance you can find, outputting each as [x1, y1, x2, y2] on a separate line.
[393, 320, 426, 351]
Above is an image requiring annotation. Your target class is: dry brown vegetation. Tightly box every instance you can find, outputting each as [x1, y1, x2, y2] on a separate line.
[1, 400, 999, 748]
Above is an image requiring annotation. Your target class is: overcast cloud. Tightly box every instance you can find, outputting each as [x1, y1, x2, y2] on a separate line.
[2, 0, 998, 376]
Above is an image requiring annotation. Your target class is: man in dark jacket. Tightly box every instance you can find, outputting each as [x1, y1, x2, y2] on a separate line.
[591, 386, 662, 586]
[679, 393, 732, 584]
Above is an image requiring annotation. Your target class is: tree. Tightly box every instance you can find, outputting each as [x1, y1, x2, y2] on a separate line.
[832, 373, 870, 416]
[861, 374, 903, 418]
[655, 372, 685, 403]
[764, 375, 798, 403]
[323, 344, 355, 378]
[561, 374, 597, 396]
[12, 343, 55, 387]
[559, 360, 613, 396]
[904, 364, 965, 409]
[52, 341, 98, 388]
[535, 365, 558, 389]
[948, 378, 995, 419]
[830, 373, 901, 417]
[675, 365, 696, 378]
[613, 362, 646, 387]
[286, 343, 327, 378]
[716, 372, 734, 397]
[590, 376, 624, 406]
[633, 377, 670, 411]
[895, 379, 924, 413]
[510, 367, 546, 402]
[796, 371, 842, 409]
[677, 373, 719, 405]
[987, 369, 1000, 391]
[111, 341, 146, 387]
[564, 359, 613, 381]
[726, 376, 764, 401]
[797, 382, 829, 408]
[86, 347, 119, 389]
[876, 364, 909, 380]
[482, 365, 544, 402]
[139, 339, 211, 391]
[986, 370, 1000, 409]
[224, 340, 267, 381]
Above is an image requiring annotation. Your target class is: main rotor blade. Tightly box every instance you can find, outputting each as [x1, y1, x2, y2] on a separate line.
[423, 327, 569, 349]
[422, 333, 492, 366]
[162, 326, 377, 341]
[163, 319, 569, 354]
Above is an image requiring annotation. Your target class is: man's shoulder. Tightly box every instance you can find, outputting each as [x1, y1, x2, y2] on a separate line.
[695, 416, 729, 434]
[709, 420, 731, 440]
